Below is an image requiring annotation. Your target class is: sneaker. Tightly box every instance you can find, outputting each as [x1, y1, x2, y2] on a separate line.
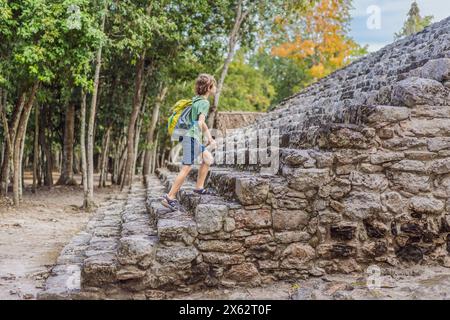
[193, 188, 216, 196]
[161, 194, 185, 212]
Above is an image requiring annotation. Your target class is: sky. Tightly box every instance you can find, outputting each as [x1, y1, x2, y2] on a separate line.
[349, 0, 450, 52]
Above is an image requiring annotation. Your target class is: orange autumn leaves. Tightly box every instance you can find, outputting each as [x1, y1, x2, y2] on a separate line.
[272, 0, 361, 80]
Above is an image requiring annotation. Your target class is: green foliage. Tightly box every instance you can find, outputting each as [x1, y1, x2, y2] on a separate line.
[110, 0, 171, 57]
[160, 49, 276, 114]
[251, 50, 310, 105]
[395, 1, 433, 39]
[1, 0, 105, 89]
[0, 0, 374, 187]
[220, 50, 275, 111]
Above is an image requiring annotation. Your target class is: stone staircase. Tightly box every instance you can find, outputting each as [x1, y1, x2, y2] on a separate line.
[40, 17, 450, 298]
[38, 182, 160, 299]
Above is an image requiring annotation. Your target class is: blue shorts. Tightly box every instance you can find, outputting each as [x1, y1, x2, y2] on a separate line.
[180, 136, 206, 165]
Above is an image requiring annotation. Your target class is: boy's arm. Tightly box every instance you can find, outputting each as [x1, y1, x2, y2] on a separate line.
[198, 114, 216, 147]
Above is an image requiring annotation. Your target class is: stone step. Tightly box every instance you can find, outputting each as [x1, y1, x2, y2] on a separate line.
[218, 124, 376, 153]
[156, 168, 246, 235]
[81, 210, 122, 288]
[154, 167, 327, 283]
[38, 194, 128, 299]
[145, 175, 197, 245]
[222, 104, 411, 141]
[53, 176, 205, 295]
[39, 180, 167, 299]
[156, 168, 236, 211]
[165, 146, 337, 206]
[114, 183, 159, 288]
[195, 168, 276, 206]
[138, 175, 203, 291]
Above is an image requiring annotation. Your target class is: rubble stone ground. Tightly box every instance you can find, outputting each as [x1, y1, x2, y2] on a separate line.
[2, 177, 450, 300]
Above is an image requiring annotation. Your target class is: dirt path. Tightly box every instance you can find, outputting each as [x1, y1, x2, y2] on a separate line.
[0, 173, 118, 300]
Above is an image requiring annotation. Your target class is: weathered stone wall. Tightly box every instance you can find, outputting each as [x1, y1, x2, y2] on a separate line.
[215, 111, 265, 133]
[182, 18, 450, 278]
[141, 18, 450, 286]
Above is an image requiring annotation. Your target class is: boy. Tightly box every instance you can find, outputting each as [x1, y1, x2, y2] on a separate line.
[162, 74, 217, 211]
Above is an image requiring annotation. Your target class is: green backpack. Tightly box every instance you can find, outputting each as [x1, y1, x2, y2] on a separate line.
[167, 99, 193, 137]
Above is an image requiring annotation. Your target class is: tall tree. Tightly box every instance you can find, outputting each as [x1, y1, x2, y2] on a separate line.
[395, 1, 433, 39]
[0, 0, 107, 206]
[114, 1, 158, 189]
[85, 0, 108, 209]
[207, 0, 308, 127]
[80, 90, 89, 208]
[143, 83, 168, 176]
[208, 0, 251, 128]
[57, 95, 77, 186]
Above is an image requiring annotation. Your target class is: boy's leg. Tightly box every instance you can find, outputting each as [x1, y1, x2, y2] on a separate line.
[166, 136, 194, 200]
[195, 150, 213, 190]
[167, 165, 192, 199]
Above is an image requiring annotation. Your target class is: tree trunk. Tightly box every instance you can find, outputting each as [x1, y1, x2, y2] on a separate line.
[132, 118, 141, 177]
[0, 88, 9, 195]
[80, 91, 89, 209]
[33, 106, 39, 193]
[121, 53, 146, 189]
[0, 152, 10, 195]
[118, 144, 127, 186]
[161, 148, 166, 168]
[85, 2, 107, 208]
[138, 148, 145, 171]
[143, 85, 168, 176]
[57, 102, 76, 185]
[39, 105, 53, 187]
[0, 148, 9, 195]
[0, 142, 4, 189]
[151, 132, 159, 174]
[112, 134, 124, 184]
[13, 82, 39, 205]
[73, 151, 80, 175]
[132, 94, 147, 177]
[98, 126, 111, 188]
[1, 91, 25, 195]
[19, 134, 26, 199]
[111, 137, 120, 185]
[54, 147, 60, 172]
[208, 0, 249, 128]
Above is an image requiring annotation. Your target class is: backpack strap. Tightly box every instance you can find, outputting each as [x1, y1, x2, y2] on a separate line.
[192, 96, 206, 103]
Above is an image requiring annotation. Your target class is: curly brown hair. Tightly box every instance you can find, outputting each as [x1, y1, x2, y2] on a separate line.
[195, 74, 216, 96]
